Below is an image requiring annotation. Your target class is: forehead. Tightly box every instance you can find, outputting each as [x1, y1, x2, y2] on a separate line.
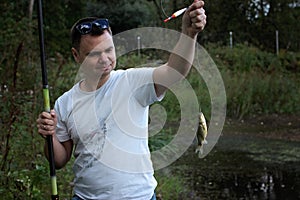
[79, 31, 114, 53]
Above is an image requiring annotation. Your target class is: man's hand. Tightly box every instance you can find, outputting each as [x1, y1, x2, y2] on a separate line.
[36, 109, 73, 169]
[36, 109, 57, 138]
[182, 0, 206, 38]
[153, 0, 206, 96]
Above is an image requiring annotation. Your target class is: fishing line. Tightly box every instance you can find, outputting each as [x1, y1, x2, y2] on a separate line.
[160, 0, 192, 22]
[160, 0, 192, 16]
[160, 0, 168, 18]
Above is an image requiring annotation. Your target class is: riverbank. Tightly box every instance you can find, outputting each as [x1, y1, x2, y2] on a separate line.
[225, 114, 300, 142]
[156, 115, 300, 199]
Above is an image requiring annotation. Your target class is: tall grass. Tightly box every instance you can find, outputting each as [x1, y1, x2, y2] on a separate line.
[206, 43, 300, 119]
[222, 69, 300, 119]
[150, 44, 300, 198]
[1, 45, 299, 198]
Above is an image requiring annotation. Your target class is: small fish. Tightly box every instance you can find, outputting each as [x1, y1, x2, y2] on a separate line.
[195, 112, 208, 157]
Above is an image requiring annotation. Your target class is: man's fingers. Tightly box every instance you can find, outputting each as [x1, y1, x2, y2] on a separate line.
[190, 15, 206, 24]
[189, 0, 204, 9]
[44, 118, 55, 126]
[41, 111, 52, 119]
[38, 123, 55, 131]
[189, 6, 206, 31]
[50, 109, 56, 118]
[37, 111, 56, 125]
[189, 7, 205, 23]
[189, 7, 205, 18]
[36, 110, 57, 139]
[37, 125, 55, 138]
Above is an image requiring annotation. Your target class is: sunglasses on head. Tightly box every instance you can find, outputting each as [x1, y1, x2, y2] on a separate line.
[76, 19, 109, 35]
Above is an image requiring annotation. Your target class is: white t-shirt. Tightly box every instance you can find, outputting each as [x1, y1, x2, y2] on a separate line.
[54, 68, 162, 200]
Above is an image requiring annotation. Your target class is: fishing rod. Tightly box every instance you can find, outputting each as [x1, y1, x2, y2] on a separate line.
[37, 0, 59, 199]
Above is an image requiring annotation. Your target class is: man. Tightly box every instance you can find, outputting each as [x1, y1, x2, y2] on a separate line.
[37, 0, 206, 199]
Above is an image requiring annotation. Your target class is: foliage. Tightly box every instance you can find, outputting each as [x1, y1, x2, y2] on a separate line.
[206, 43, 300, 119]
[0, 49, 299, 199]
[155, 173, 186, 199]
[86, 0, 159, 33]
[0, 0, 300, 198]
[116, 51, 153, 69]
[204, 0, 300, 51]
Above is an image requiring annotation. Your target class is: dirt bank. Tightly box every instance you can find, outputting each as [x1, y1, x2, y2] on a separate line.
[224, 114, 300, 142]
[156, 114, 300, 199]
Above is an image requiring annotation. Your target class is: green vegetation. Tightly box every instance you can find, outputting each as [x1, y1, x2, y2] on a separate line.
[155, 173, 186, 199]
[209, 44, 300, 119]
[1, 43, 299, 199]
[1, 0, 299, 199]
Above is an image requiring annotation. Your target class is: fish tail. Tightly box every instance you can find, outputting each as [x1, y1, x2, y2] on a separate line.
[195, 140, 208, 157]
[195, 145, 203, 156]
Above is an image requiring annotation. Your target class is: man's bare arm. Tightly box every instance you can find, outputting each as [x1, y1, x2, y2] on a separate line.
[37, 110, 73, 169]
[153, 0, 206, 96]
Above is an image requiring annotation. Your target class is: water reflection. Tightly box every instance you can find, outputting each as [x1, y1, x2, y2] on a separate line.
[219, 169, 277, 199]
[167, 148, 300, 200]
[218, 166, 300, 200]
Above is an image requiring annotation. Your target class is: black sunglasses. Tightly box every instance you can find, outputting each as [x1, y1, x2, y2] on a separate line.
[76, 19, 109, 35]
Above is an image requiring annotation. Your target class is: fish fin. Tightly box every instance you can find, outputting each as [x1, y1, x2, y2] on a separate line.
[195, 145, 204, 157]
[195, 140, 208, 158]
[195, 146, 200, 154]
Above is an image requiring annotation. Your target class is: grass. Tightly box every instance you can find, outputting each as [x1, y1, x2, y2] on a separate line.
[1, 44, 300, 198]
[155, 173, 186, 199]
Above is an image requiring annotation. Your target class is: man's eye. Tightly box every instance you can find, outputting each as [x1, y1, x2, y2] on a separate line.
[88, 52, 100, 57]
[105, 48, 113, 53]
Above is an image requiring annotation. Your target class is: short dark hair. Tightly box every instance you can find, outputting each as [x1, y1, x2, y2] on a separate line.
[71, 17, 112, 51]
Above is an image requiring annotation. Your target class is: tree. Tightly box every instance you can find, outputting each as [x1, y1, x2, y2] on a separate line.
[85, 0, 159, 34]
[203, 0, 252, 45]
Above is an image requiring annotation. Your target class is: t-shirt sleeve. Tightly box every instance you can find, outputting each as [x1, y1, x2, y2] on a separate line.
[127, 68, 164, 107]
[54, 98, 71, 142]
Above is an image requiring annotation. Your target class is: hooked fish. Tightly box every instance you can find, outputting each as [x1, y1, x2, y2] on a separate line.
[195, 112, 208, 157]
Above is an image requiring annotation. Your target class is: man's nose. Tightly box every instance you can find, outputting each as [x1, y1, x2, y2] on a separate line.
[98, 53, 109, 63]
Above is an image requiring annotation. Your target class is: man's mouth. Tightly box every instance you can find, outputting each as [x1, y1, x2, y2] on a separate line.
[96, 64, 111, 70]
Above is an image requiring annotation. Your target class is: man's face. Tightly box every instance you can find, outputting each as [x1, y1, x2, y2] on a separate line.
[72, 30, 116, 80]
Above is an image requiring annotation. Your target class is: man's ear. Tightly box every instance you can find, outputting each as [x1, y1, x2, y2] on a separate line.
[71, 47, 80, 63]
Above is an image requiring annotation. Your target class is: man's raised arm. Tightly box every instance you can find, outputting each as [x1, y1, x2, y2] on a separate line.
[153, 0, 206, 96]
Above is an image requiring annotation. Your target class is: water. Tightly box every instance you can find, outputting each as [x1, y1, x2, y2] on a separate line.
[158, 121, 300, 200]
[167, 148, 300, 199]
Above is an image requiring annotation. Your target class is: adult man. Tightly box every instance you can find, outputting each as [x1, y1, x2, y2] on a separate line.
[37, 0, 206, 199]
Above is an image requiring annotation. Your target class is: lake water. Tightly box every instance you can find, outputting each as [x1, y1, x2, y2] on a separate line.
[157, 120, 300, 200]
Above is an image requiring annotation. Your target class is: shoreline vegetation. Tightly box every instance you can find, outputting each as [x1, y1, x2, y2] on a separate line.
[1, 43, 299, 199]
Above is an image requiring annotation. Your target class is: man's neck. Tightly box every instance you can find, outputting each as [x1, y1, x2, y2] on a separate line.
[80, 75, 110, 92]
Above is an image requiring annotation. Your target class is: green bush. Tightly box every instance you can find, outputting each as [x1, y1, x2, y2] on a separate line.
[206, 43, 300, 119]
[1, 40, 300, 198]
